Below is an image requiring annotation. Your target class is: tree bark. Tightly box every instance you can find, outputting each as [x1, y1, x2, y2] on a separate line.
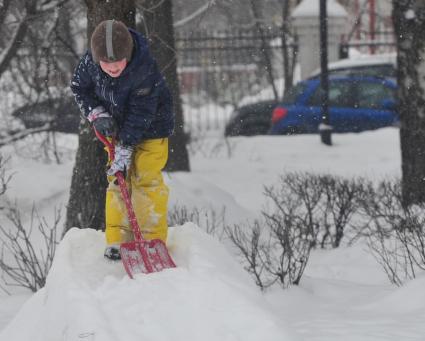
[139, 0, 190, 172]
[393, 1, 425, 205]
[64, 0, 135, 233]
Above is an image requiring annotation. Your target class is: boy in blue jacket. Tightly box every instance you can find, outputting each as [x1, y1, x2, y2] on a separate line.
[70, 20, 174, 260]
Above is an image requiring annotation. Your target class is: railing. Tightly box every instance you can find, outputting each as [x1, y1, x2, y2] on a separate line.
[340, 31, 396, 58]
[175, 28, 297, 133]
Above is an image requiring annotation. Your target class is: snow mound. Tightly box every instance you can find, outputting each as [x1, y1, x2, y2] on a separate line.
[360, 274, 425, 314]
[0, 223, 295, 341]
[167, 172, 255, 224]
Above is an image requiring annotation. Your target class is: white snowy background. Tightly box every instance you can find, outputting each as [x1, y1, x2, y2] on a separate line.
[0, 124, 424, 341]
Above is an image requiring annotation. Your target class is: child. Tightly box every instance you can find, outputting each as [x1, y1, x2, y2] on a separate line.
[70, 19, 174, 260]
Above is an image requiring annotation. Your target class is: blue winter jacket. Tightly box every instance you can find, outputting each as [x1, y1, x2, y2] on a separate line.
[70, 29, 174, 146]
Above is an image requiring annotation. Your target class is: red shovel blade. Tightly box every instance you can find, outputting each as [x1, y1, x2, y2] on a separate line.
[120, 239, 176, 278]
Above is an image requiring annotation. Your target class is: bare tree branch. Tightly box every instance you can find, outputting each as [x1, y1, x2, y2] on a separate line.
[0, 123, 52, 147]
[0, 0, 68, 80]
[173, 0, 215, 28]
[0, 13, 30, 78]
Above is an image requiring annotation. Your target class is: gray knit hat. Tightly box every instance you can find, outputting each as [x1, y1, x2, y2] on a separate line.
[91, 20, 134, 63]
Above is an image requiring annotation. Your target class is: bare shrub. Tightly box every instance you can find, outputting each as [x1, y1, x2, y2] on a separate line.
[358, 179, 425, 285]
[264, 173, 323, 247]
[0, 206, 61, 293]
[367, 225, 425, 286]
[265, 172, 365, 249]
[226, 205, 313, 289]
[354, 180, 403, 238]
[225, 221, 267, 288]
[168, 204, 227, 238]
[318, 175, 365, 248]
[170, 174, 425, 288]
[169, 203, 312, 289]
[0, 155, 60, 293]
[225, 172, 368, 290]
[261, 208, 313, 288]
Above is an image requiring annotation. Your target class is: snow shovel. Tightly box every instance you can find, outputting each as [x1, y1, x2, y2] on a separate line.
[95, 130, 176, 278]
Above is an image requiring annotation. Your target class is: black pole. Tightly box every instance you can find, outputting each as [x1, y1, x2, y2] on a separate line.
[319, 0, 332, 146]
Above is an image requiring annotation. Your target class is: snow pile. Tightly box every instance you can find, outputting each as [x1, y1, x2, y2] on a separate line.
[167, 172, 255, 225]
[361, 273, 425, 314]
[0, 223, 296, 341]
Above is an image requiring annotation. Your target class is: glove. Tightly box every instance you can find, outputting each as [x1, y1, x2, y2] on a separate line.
[87, 106, 117, 137]
[107, 144, 133, 176]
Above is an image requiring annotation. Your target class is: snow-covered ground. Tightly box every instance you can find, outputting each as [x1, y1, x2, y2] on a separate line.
[0, 225, 295, 341]
[1, 127, 425, 340]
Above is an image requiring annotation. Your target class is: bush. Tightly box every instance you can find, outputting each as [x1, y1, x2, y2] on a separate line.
[226, 217, 313, 290]
[223, 172, 366, 289]
[168, 204, 227, 239]
[0, 155, 60, 293]
[264, 172, 365, 249]
[170, 174, 425, 289]
[0, 206, 61, 292]
[357, 180, 425, 285]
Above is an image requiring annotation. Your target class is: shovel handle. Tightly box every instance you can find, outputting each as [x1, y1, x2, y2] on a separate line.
[94, 129, 144, 242]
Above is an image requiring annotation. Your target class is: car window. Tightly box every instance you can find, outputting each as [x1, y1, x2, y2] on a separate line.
[355, 81, 395, 109]
[308, 80, 353, 107]
[282, 83, 308, 104]
[329, 64, 396, 78]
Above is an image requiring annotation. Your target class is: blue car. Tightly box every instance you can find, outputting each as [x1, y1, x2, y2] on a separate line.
[269, 76, 398, 135]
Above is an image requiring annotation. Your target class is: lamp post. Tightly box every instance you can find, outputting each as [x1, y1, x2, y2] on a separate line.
[319, 0, 332, 146]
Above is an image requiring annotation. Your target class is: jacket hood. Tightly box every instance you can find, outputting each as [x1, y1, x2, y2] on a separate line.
[120, 29, 150, 77]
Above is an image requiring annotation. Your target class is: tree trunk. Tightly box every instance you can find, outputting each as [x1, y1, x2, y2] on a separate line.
[64, 0, 135, 234]
[139, 0, 190, 172]
[393, 1, 425, 206]
[281, 0, 294, 95]
[249, 0, 279, 101]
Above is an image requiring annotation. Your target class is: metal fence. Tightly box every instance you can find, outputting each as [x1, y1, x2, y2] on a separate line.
[175, 28, 296, 133]
[175, 29, 395, 133]
[340, 31, 396, 58]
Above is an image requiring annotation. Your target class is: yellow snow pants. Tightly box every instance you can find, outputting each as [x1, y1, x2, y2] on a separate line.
[105, 138, 169, 245]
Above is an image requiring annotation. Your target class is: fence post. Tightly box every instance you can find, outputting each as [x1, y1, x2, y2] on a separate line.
[292, 0, 348, 80]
